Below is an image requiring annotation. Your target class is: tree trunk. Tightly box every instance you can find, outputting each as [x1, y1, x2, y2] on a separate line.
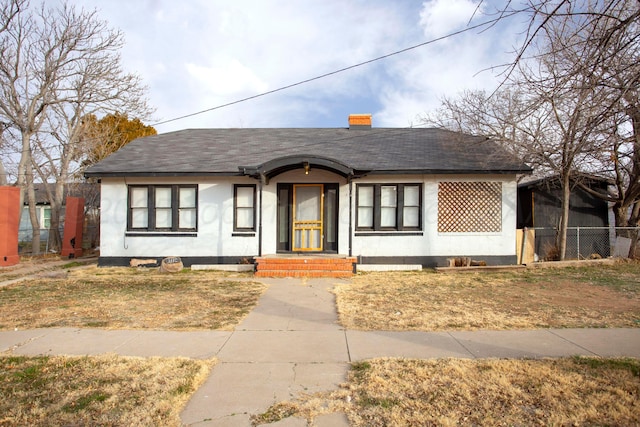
[26, 164, 41, 255]
[629, 201, 640, 259]
[613, 202, 630, 228]
[0, 160, 7, 186]
[557, 173, 571, 261]
[47, 181, 65, 252]
[16, 133, 31, 208]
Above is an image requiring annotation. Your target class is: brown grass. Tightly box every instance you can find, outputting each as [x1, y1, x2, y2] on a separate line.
[0, 354, 214, 427]
[335, 261, 640, 331]
[0, 267, 265, 330]
[257, 357, 640, 426]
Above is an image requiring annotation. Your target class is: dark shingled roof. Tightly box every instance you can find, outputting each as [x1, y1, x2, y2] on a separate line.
[84, 127, 531, 178]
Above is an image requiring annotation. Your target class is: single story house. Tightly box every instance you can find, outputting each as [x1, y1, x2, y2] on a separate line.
[84, 115, 531, 270]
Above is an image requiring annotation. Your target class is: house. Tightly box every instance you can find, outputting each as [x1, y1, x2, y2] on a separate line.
[84, 115, 531, 272]
[18, 182, 100, 247]
[517, 174, 611, 259]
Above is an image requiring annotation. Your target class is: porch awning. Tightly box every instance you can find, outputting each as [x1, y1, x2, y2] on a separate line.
[239, 155, 356, 182]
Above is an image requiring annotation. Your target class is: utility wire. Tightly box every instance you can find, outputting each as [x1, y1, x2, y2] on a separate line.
[151, 14, 511, 127]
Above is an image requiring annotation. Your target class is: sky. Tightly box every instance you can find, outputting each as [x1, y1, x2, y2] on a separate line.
[67, 0, 526, 134]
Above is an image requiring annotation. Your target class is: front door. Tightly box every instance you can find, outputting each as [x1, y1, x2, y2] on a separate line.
[277, 183, 338, 253]
[292, 184, 323, 251]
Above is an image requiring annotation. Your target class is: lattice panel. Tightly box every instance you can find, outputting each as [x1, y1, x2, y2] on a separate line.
[438, 182, 502, 232]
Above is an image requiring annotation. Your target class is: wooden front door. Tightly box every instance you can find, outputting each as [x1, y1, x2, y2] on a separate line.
[292, 184, 323, 251]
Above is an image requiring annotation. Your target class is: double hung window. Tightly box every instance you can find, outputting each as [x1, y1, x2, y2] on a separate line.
[356, 184, 422, 231]
[234, 184, 256, 231]
[128, 185, 197, 232]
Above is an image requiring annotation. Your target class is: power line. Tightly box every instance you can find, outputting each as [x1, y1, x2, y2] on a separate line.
[151, 14, 509, 128]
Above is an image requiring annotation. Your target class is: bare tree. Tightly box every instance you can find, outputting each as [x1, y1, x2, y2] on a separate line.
[427, 0, 639, 259]
[0, 0, 151, 253]
[31, 42, 151, 252]
[487, 0, 640, 85]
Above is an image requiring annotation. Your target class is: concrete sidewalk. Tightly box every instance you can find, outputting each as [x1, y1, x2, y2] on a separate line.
[1, 277, 639, 427]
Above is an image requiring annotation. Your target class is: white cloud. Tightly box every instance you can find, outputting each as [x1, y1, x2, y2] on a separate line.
[62, 0, 525, 131]
[419, 0, 483, 40]
[373, 0, 521, 127]
[186, 59, 269, 96]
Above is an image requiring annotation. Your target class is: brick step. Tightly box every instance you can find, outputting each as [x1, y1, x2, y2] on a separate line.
[255, 270, 354, 278]
[257, 263, 353, 271]
[254, 257, 356, 278]
[255, 257, 357, 264]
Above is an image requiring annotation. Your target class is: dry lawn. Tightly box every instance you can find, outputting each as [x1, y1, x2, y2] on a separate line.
[255, 357, 640, 426]
[0, 267, 265, 330]
[0, 354, 213, 426]
[336, 261, 640, 330]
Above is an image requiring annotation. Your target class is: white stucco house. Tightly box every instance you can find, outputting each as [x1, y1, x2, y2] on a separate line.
[84, 115, 531, 272]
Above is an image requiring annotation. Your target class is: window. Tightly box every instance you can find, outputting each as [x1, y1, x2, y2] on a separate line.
[380, 186, 397, 227]
[234, 184, 256, 231]
[42, 207, 51, 230]
[356, 184, 422, 231]
[438, 181, 502, 232]
[127, 185, 197, 232]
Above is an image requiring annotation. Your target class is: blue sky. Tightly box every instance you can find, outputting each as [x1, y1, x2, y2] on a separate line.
[69, 0, 524, 134]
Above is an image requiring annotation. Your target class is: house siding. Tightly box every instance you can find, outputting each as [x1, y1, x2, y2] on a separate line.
[98, 172, 519, 267]
[99, 177, 259, 262]
[351, 175, 518, 262]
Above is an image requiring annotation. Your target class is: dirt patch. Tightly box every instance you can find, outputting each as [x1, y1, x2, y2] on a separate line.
[0, 354, 213, 426]
[258, 357, 640, 426]
[0, 255, 97, 282]
[335, 261, 640, 330]
[0, 267, 265, 330]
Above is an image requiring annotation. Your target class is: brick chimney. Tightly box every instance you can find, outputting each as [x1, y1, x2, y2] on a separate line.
[348, 114, 372, 130]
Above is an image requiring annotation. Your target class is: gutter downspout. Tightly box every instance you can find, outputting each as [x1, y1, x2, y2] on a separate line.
[348, 178, 353, 257]
[258, 179, 263, 257]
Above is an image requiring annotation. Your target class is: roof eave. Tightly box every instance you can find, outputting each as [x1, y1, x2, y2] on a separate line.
[84, 171, 244, 179]
[361, 168, 532, 175]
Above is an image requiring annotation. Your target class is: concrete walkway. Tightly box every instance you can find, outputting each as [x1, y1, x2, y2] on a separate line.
[1, 277, 639, 427]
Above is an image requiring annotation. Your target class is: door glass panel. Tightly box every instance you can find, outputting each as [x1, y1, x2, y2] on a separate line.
[295, 186, 321, 221]
[278, 187, 289, 246]
[325, 188, 336, 244]
[293, 185, 322, 251]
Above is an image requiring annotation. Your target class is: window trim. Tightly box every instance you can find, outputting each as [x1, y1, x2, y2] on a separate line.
[233, 184, 257, 232]
[127, 184, 198, 232]
[355, 183, 422, 231]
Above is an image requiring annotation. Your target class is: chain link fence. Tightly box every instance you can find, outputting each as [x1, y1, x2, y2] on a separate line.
[531, 227, 639, 260]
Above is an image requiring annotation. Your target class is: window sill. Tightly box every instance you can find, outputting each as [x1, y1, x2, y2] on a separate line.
[355, 231, 423, 237]
[126, 232, 197, 237]
[232, 232, 256, 237]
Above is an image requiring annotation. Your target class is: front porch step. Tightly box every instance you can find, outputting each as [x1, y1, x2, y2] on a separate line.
[254, 256, 357, 278]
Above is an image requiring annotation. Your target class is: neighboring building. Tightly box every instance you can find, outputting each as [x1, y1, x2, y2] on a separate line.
[85, 115, 531, 269]
[517, 174, 611, 259]
[19, 183, 100, 248]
